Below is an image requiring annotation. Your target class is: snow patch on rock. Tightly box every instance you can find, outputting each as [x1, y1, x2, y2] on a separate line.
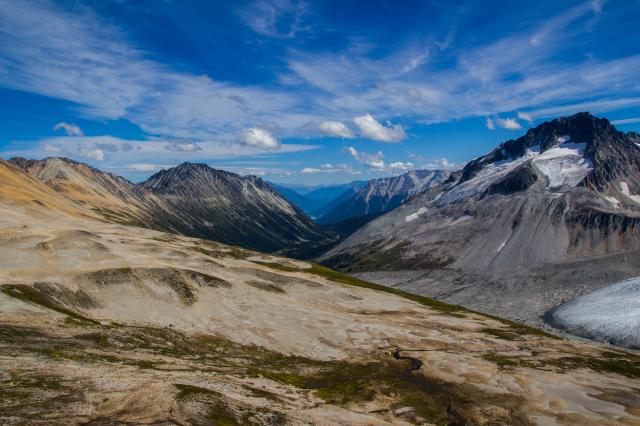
[532, 143, 592, 188]
[405, 207, 427, 222]
[603, 195, 621, 208]
[619, 182, 640, 204]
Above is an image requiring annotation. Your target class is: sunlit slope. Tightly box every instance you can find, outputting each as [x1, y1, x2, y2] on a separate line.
[1, 185, 639, 424]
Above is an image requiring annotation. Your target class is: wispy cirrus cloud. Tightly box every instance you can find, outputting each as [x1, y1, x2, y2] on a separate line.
[301, 163, 359, 174]
[612, 117, 640, 126]
[0, 0, 639, 164]
[0, 135, 317, 169]
[347, 146, 385, 169]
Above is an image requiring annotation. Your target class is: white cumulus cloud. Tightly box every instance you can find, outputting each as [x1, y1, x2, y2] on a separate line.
[238, 128, 280, 149]
[486, 118, 495, 130]
[318, 121, 355, 138]
[353, 114, 406, 142]
[53, 122, 84, 136]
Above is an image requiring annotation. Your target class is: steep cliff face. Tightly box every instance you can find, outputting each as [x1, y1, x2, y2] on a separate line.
[319, 113, 640, 325]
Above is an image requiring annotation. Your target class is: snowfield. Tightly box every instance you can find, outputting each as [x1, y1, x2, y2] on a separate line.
[532, 143, 592, 188]
[546, 276, 640, 349]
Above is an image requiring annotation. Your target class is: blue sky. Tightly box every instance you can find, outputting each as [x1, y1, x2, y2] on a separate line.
[1, 0, 640, 184]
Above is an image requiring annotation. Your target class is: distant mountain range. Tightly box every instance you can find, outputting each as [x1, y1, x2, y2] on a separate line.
[317, 170, 451, 225]
[269, 169, 450, 229]
[319, 112, 640, 341]
[268, 181, 366, 218]
[9, 159, 327, 253]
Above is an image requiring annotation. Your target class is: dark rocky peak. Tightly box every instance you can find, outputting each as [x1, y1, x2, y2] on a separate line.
[460, 113, 628, 185]
[142, 162, 238, 193]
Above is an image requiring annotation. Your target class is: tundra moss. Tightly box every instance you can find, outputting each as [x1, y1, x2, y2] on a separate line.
[1, 284, 99, 325]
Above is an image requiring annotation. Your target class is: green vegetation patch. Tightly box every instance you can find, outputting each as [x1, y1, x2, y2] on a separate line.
[175, 383, 285, 426]
[253, 260, 465, 315]
[550, 353, 640, 379]
[482, 328, 524, 341]
[0, 371, 82, 421]
[1, 284, 99, 325]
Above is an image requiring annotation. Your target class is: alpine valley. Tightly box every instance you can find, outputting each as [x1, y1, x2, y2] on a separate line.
[2, 113, 640, 425]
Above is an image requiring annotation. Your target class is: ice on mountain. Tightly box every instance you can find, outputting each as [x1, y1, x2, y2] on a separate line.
[548, 276, 640, 348]
[532, 143, 592, 188]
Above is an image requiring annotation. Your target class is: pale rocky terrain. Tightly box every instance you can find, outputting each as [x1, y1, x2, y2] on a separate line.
[2, 159, 640, 424]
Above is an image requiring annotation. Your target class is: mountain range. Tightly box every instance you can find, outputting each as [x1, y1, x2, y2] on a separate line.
[9, 158, 327, 253]
[1, 152, 639, 424]
[319, 112, 640, 341]
[268, 181, 366, 219]
[317, 169, 451, 225]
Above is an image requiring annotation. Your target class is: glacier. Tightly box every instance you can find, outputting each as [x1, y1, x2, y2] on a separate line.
[545, 276, 640, 349]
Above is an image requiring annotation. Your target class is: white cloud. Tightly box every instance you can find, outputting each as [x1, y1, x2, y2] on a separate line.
[79, 147, 104, 161]
[353, 114, 406, 142]
[125, 163, 173, 172]
[389, 161, 414, 170]
[238, 128, 280, 149]
[53, 122, 83, 136]
[401, 52, 428, 74]
[611, 117, 640, 125]
[347, 146, 385, 169]
[486, 118, 495, 130]
[301, 163, 359, 174]
[423, 158, 459, 170]
[43, 144, 62, 153]
[238, 0, 309, 38]
[1, 135, 317, 172]
[495, 117, 522, 130]
[1, 0, 639, 149]
[517, 111, 534, 123]
[165, 140, 202, 152]
[318, 121, 355, 138]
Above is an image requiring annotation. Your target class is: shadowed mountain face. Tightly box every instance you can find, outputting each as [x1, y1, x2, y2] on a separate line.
[317, 169, 451, 225]
[141, 163, 327, 252]
[8, 159, 327, 253]
[319, 113, 640, 329]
